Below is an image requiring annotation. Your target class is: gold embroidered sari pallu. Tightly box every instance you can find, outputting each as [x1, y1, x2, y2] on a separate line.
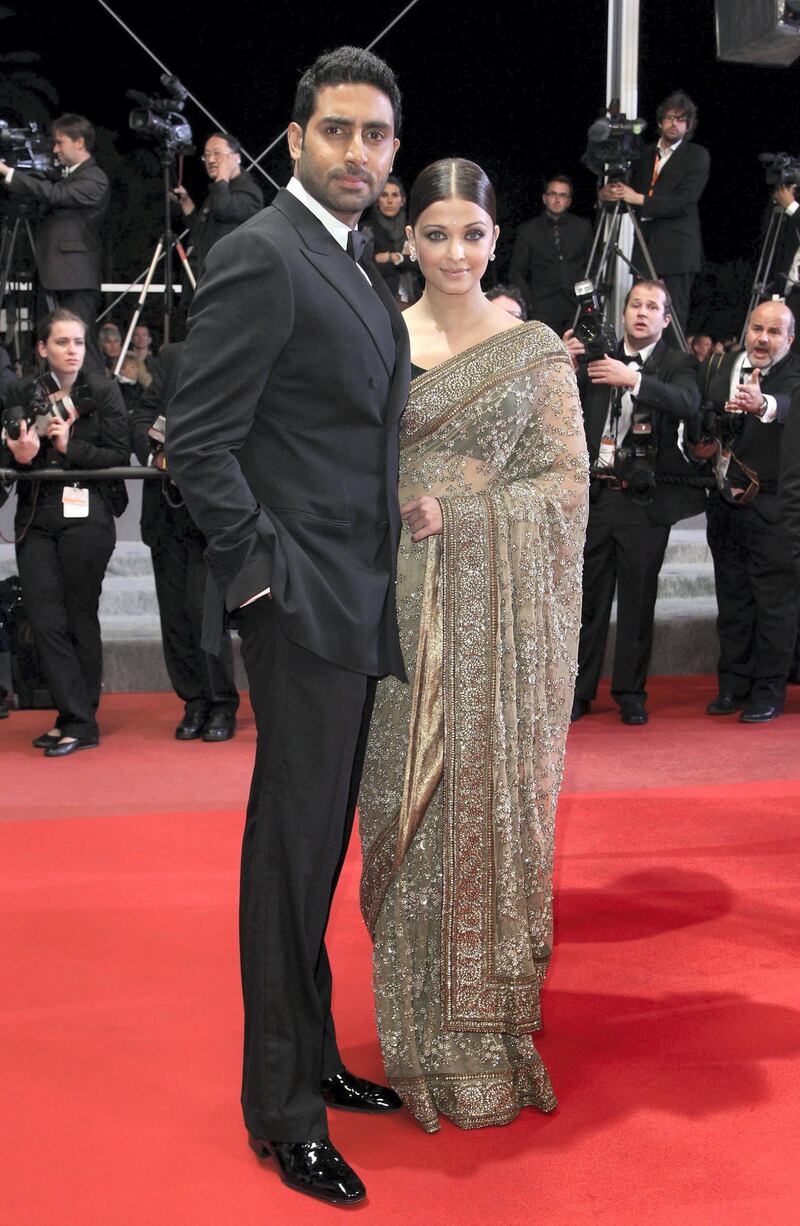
[359, 325, 588, 1131]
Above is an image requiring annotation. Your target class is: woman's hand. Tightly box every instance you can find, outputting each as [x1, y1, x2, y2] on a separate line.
[46, 405, 77, 455]
[401, 495, 443, 542]
[5, 421, 40, 464]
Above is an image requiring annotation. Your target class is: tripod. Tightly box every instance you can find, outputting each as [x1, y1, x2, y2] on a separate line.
[578, 198, 690, 353]
[114, 147, 195, 374]
[740, 203, 789, 346]
[0, 207, 39, 367]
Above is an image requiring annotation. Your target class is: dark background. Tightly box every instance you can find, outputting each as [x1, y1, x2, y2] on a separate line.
[3, 0, 800, 334]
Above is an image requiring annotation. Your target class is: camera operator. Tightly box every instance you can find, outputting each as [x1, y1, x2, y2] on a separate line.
[768, 183, 800, 346]
[0, 115, 109, 376]
[694, 301, 800, 722]
[566, 279, 703, 724]
[600, 92, 709, 334]
[1, 309, 129, 755]
[171, 132, 263, 304]
[129, 342, 239, 741]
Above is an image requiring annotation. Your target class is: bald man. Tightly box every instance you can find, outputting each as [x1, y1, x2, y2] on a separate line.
[695, 301, 800, 721]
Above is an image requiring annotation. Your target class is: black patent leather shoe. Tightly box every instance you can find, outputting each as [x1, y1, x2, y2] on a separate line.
[571, 698, 591, 722]
[0, 700, 9, 720]
[32, 729, 62, 748]
[175, 706, 208, 740]
[739, 703, 781, 724]
[44, 735, 100, 757]
[201, 710, 236, 742]
[248, 1135, 366, 1205]
[321, 1068, 402, 1113]
[706, 694, 744, 716]
[620, 699, 648, 725]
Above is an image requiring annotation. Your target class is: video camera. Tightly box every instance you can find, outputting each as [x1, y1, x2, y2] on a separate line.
[758, 152, 800, 189]
[573, 280, 618, 361]
[582, 102, 646, 183]
[127, 74, 194, 154]
[0, 120, 57, 175]
[1, 375, 95, 442]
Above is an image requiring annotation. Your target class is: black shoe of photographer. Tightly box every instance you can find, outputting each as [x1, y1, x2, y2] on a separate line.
[571, 698, 591, 722]
[706, 693, 745, 716]
[620, 698, 648, 725]
[739, 702, 781, 724]
[32, 728, 62, 748]
[44, 735, 100, 758]
[202, 710, 236, 742]
[248, 1134, 366, 1206]
[0, 699, 9, 720]
[175, 704, 208, 740]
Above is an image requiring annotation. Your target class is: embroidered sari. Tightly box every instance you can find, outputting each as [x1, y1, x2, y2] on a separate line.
[358, 323, 589, 1132]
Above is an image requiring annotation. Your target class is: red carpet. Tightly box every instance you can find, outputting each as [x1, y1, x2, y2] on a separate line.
[1, 677, 799, 1224]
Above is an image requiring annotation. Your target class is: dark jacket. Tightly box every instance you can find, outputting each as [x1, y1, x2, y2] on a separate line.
[509, 211, 593, 321]
[578, 338, 704, 525]
[631, 141, 710, 276]
[5, 158, 109, 291]
[165, 188, 410, 679]
[187, 170, 264, 278]
[778, 386, 800, 580]
[1, 372, 129, 520]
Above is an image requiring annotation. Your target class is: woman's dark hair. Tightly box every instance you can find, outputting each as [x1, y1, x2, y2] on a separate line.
[292, 46, 402, 136]
[408, 159, 496, 227]
[38, 308, 86, 344]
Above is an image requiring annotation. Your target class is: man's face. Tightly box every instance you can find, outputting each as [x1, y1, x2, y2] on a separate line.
[287, 83, 399, 226]
[542, 180, 572, 217]
[100, 330, 121, 359]
[692, 334, 713, 362]
[202, 137, 240, 181]
[133, 325, 151, 350]
[623, 284, 670, 349]
[488, 293, 523, 320]
[52, 130, 86, 168]
[658, 110, 688, 148]
[745, 303, 795, 368]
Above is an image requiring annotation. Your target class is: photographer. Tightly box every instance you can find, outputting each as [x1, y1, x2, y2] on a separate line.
[600, 92, 709, 333]
[694, 301, 800, 722]
[171, 132, 262, 302]
[566, 279, 703, 724]
[1, 309, 129, 755]
[0, 114, 109, 376]
[769, 183, 800, 345]
[130, 343, 239, 741]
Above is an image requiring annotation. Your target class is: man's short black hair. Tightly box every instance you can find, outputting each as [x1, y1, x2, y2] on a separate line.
[206, 131, 241, 154]
[656, 91, 698, 139]
[52, 113, 95, 152]
[625, 277, 672, 318]
[292, 45, 402, 136]
[542, 174, 574, 195]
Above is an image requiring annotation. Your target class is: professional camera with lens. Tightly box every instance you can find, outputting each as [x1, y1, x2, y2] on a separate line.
[573, 279, 619, 361]
[614, 412, 658, 502]
[0, 119, 57, 174]
[581, 105, 647, 183]
[1, 375, 95, 442]
[127, 74, 194, 153]
[758, 151, 800, 189]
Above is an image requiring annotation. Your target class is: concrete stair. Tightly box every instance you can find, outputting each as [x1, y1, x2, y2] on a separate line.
[0, 519, 720, 694]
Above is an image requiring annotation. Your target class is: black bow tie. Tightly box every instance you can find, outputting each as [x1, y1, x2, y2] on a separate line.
[347, 229, 368, 264]
[623, 352, 643, 366]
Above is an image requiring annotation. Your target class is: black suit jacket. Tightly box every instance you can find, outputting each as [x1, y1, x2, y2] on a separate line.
[5, 158, 109, 290]
[698, 349, 800, 521]
[778, 386, 800, 580]
[579, 339, 704, 525]
[631, 141, 710, 276]
[165, 188, 410, 680]
[509, 211, 592, 319]
[187, 169, 264, 278]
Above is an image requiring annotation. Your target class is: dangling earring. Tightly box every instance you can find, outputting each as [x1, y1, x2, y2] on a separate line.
[409, 248, 417, 262]
[489, 251, 496, 262]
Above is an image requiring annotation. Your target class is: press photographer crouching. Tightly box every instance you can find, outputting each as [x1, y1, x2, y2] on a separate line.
[1, 310, 129, 755]
[693, 301, 800, 722]
[130, 343, 239, 741]
[565, 278, 703, 724]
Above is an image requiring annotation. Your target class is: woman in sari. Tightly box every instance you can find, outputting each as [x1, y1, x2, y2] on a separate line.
[358, 159, 589, 1132]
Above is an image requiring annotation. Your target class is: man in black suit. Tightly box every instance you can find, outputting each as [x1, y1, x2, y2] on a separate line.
[165, 47, 409, 1206]
[566, 279, 703, 724]
[695, 301, 800, 722]
[130, 342, 239, 742]
[509, 175, 592, 335]
[171, 131, 263, 307]
[0, 114, 109, 374]
[768, 183, 800, 347]
[601, 92, 710, 334]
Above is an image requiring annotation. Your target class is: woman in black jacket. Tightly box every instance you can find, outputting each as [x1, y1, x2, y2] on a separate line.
[364, 175, 420, 307]
[2, 309, 129, 755]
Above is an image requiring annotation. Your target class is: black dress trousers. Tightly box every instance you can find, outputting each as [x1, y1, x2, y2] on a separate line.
[236, 596, 376, 1142]
[16, 487, 115, 737]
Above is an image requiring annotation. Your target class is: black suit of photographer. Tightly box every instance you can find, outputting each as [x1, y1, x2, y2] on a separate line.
[129, 342, 238, 725]
[575, 340, 703, 706]
[697, 350, 800, 708]
[181, 171, 263, 309]
[1, 373, 129, 737]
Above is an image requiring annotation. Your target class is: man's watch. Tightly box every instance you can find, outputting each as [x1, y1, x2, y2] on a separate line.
[758, 397, 768, 418]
